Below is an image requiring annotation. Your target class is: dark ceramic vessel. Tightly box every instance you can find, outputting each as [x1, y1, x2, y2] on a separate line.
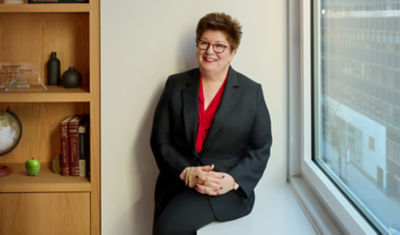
[62, 66, 82, 88]
[47, 52, 60, 85]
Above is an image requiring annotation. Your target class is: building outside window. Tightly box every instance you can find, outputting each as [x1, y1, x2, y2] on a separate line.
[312, 0, 400, 233]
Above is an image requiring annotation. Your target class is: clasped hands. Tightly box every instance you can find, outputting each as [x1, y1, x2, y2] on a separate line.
[179, 164, 235, 196]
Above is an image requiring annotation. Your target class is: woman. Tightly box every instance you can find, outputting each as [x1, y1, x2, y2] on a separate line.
[151, 12, 272, 235]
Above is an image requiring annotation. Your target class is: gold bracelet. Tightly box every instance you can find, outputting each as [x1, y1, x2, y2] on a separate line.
[185, 167, 190, 186]
[185, 167, 192, 187]
[187, 167, 192, 188]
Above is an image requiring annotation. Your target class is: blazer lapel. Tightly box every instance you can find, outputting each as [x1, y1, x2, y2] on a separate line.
[182, 70, 200, 153]
[203, 67, 240, 148]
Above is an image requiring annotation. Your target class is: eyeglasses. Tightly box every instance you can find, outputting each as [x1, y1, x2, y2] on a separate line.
[196, 40, 231, 53]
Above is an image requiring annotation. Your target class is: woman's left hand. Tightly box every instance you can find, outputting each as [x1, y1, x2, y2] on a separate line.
[194, 171, 235, 196]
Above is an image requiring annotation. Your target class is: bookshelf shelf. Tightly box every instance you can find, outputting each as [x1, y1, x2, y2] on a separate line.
[0, 3, 90, 13]
[0, 163, 90, 193]
[0, 87, 91, 102]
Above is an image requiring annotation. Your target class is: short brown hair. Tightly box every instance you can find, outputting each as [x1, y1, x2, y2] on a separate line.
[196, 12, 242, 50]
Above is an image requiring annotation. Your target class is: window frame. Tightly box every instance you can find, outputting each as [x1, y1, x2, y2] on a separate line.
[288, 0, 380, 234]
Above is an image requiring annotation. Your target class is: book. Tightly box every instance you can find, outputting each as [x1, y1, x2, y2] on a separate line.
[59, 116, 71, 176]
[68, 115, 82, 176]
[78, 117, 89, 177]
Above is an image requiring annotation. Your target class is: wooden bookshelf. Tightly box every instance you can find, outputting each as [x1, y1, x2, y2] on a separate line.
[0, 192, 91, 235]
[0, 87, 91, 102]
[0, 163, 91, 192]
[0, 3, 90, 13]
[0, 1, 100, 234]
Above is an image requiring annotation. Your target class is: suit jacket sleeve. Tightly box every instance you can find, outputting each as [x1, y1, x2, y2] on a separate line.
[228, 84, 272, 198]
[150, 76, 191, 177]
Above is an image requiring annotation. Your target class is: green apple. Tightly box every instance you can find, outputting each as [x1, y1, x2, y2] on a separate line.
[25, 157, 40, 176]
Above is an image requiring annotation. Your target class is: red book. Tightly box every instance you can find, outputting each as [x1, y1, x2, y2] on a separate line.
[59, 116, 71, 176]
[68, 116, 81, 176]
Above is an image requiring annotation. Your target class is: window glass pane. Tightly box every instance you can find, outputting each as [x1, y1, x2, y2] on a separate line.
[313, 1, 400, 233]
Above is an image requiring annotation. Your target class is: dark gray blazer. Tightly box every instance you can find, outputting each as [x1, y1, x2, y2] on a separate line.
[150, 67, 272, 221]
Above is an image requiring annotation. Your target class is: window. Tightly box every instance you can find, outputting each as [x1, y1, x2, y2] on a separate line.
[312, 0, 400, 233]
[369, 136, 375, 152]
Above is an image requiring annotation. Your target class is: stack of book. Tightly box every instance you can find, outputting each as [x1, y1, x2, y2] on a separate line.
[59, 115, 90, 177]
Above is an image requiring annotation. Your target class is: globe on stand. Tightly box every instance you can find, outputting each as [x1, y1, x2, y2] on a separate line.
[0, 109, 22, 177]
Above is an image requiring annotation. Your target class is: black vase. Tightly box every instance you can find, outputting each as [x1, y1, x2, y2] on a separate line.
[47, 52, 60, 85]
[62, 66, 82, 88]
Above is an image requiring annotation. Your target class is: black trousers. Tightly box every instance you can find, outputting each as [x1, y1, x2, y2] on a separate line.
[153, 188, 217, 235]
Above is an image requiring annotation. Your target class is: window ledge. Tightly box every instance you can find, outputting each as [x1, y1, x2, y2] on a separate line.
[290, 175, 342, 235]
[198, 183, 315, 235]
[300, 159, 378, 235]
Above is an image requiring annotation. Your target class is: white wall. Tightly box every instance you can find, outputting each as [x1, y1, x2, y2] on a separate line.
[101, 1, 287, 234]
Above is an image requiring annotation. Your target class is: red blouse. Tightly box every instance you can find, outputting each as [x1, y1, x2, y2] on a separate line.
[195, 74, 228, 153]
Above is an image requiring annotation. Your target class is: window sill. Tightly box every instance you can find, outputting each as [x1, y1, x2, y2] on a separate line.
[198, 182, 315, 235]
[290, 175, 341, 234]
[297, 159, 378, 235]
